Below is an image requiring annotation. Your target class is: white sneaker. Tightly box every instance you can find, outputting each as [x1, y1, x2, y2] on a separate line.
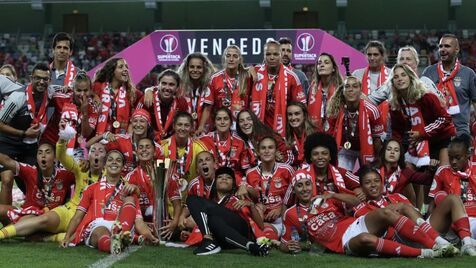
[461, 244, 476, 256]
[432, 243, 459, 258]
[418, 249, 434, 258]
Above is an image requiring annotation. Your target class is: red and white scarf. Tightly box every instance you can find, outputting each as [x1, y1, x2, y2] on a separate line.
[50, 60, 77, 87]
[138, 166, 154, 205]
[168, 136, 193, 178]
[308, 81, 335, 132]
[335, 100, 374, 165]
[153, 87, 177, 138]
[97, 83, 129, 134]
[379, 166, 401, 194]
[307, 164, 350, 195]
[437, 60, 461, 115]
[223, 72, 245, 118]
[293, 131, 305, 165]
[25, 83, 48, 130]
[251, 64, 288, 136]
[72, 177, 124, 245]
[184, 87, 206, 126]
[401, 100, 430, 167]
[213, 131, 232, 167]
[361, 65, 388, 95]
[449, 161, 476, 196]
[196, 176, 213, 199]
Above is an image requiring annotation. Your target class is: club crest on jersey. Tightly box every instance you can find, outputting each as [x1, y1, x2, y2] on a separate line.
[454, 77, 461, 87]
[274, 178, 282, 189]
[230, 147, 236, 158]
[56, 181, 63, 191]
[321, 201, 329, 209]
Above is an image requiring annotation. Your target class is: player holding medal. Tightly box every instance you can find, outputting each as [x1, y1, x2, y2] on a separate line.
[327, 76, 385, 172]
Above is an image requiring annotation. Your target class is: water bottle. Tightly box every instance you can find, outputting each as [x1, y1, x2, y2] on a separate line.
[290, 226, 301, 254]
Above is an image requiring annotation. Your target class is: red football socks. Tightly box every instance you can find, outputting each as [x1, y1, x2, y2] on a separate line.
[118, 203, 136, 232]
[98, 235, 111, 253]
[375, 237, 422, 257]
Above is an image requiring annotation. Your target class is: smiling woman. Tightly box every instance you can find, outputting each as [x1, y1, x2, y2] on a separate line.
[93, 58, 143, 135]
[326, 76, 384, 172]
[388, 64, 456, 168]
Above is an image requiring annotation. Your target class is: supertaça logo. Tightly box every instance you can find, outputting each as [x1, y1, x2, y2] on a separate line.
[296, 33, 315, 52]
[160, 34, 179, 53]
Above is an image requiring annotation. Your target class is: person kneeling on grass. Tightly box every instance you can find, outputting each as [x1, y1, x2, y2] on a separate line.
[187, 166, 269, 256]
[303, 186, 457, 257]
[61, 150, 141, 255]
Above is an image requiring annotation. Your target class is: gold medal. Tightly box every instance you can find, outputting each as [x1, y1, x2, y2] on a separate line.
[113, 120, 120, 129]
[343, 141, 352, 150]
[191, 112, 198, 120]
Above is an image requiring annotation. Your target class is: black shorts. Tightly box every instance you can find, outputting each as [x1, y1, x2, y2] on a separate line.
[429, 138, 451, 160]
[0, 141, 38, 192]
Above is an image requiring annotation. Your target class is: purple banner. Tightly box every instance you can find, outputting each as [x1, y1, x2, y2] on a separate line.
[88, 29, 367, 85]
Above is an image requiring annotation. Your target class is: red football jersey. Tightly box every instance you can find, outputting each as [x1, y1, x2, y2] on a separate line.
[125, 166, 181, 215]
[281, 203, 309, 244]
[430, 165, 476, 217]
[353, 193, 411, 218]
[187, 176, 213, 199]
[42, 93, 99, 144]
[245, 163, 294, 215]
[205, 70, 252, 119]
[306, 198, 355, 253]
[199, 131, 250, 176]
[18, 163, 75, 209]
[77, 179, 142, 222]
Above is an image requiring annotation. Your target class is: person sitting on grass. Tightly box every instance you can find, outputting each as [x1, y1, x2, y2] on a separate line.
[61, 150, 141, 255]
[0, 143, 75, 239]
[354, 165, 469, 255]
[304, 186, 457, 258]
[186, 166, 269, 256]
[0, 138, 105, 243]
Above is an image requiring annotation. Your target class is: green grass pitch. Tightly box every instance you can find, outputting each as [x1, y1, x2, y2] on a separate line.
[1, 239, 475, 268]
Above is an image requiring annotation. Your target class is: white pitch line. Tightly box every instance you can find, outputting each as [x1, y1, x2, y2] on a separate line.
[88, 246, 141, 268]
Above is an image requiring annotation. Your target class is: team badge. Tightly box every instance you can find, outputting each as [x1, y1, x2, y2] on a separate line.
[274, 178, 282, 189]
[454, 77, 461, 87]
[230, 147, 236, 158]
[56, 181, 63, 191]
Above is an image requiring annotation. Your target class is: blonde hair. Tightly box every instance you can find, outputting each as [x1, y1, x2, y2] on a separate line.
[326, 76, 361, 118]
[388, 64, 427, 110]
[177, 52, 216, 97]
[397, 46, 420, 65]
[222, 45, 250, 97]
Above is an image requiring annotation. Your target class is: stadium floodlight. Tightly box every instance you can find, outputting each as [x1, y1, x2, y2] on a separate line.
[450, 0, 462, 6]
[145, 0, 156, 9]
[31, 0, 43, 10]
[259, 0, 270, 8]
[336, 0, 347, 7]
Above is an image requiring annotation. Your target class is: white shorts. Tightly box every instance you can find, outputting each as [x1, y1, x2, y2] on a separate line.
[271, 217, 284, 238]
[470, 217, 476, 239]
[84, 218, 115, 247]
[342, 216, 369, 255]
